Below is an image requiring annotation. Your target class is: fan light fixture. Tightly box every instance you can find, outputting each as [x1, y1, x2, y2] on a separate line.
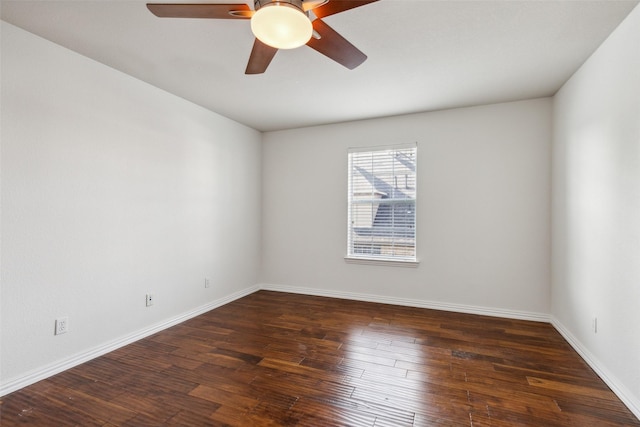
[251, 0, 312, 49]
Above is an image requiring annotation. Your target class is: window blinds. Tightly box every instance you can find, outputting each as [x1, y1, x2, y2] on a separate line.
[347, 144, 417, 261]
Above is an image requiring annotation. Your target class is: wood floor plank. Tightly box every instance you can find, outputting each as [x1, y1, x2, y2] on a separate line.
[1, 290, 638, 426]
[527, 376, 618, 400]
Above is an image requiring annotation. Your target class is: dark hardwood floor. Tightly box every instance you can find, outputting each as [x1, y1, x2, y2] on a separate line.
[1, 290, 638, 426]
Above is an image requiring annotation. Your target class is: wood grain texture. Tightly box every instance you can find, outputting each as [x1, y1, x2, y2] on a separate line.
[311, 0, 379, 19]
[245, 38, 278, 75]
[1, 290, 638, 426]
[306, 19, 367, 70]
[146, 3, 252, 19]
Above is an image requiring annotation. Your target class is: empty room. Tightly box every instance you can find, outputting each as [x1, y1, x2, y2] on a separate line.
[1, 0, 639, 425]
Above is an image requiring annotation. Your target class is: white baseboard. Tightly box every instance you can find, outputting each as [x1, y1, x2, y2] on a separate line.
[258, 283, 550, 322]
[550, 316, 640, 420]
[0, 285, 259, 397]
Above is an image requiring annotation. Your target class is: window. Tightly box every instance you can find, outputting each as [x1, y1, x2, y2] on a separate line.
[347, 144, 417, 263]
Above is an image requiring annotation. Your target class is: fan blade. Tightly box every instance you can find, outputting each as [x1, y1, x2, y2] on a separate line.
[311, 0, 378, 19]
[146, 3, 252, 19]
[306, 19, 366, 70]
[246, 39, 278, 74]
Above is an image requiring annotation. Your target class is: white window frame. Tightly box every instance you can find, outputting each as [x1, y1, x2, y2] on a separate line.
[346, 143, 418, 267]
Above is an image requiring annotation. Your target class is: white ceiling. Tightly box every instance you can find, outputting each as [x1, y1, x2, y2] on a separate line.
[2, 0, 638, 132]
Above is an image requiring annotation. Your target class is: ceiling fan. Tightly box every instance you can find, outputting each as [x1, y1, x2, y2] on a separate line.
[146, 0, 378, 74]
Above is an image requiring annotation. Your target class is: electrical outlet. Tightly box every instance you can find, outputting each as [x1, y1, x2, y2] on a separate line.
[592, 317, 598, 333]
[146, 293, 154, 307]
[55, 317, 68, 335]
[205, 278, 210, 288]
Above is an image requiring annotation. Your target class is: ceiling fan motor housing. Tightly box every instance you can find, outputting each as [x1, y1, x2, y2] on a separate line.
[254, 0, 306, 13]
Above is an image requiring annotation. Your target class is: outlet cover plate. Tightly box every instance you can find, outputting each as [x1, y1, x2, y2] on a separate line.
[55, 317, 68, 335]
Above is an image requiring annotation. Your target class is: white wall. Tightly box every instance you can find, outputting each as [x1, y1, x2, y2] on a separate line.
[551, 4, 640, 416]
[261, 98, 551, 318]
[0, 22, 262, 392]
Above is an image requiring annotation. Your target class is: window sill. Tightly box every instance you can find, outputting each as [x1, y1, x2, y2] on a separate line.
[344, 256, 420, 268]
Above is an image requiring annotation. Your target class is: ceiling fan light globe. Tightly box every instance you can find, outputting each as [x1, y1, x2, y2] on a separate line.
[251, 2, 312, 49]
